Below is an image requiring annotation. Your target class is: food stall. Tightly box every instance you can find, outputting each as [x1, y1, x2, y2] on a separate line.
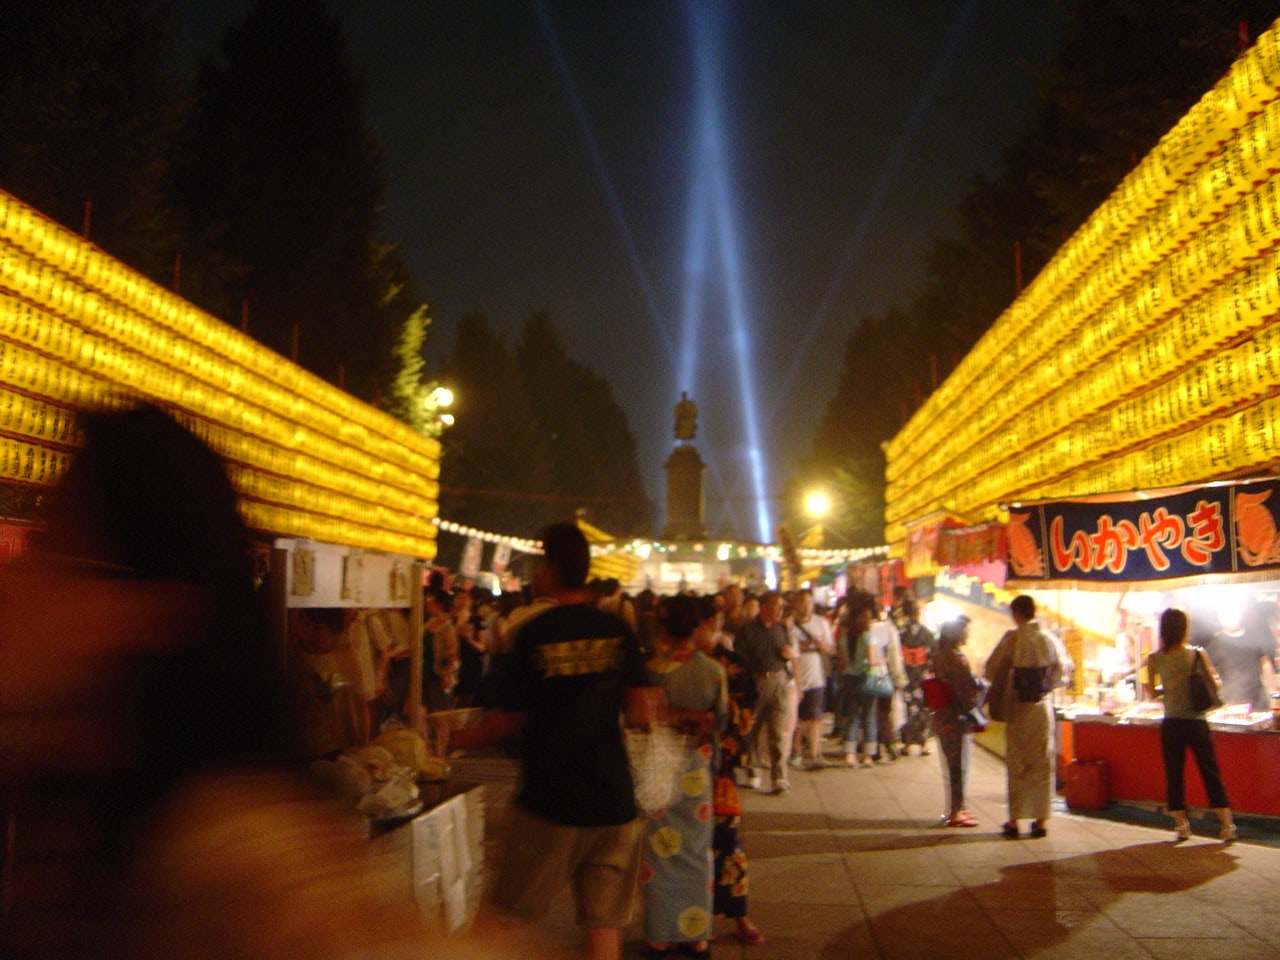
[0, 187, 483, 929]
[1004, 480, 1280, 817]
[879, 25, 1280, 815]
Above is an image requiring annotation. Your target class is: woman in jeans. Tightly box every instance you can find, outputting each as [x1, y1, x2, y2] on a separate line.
[1144, 608, 1236, 842]
[838, 593, 881, 767]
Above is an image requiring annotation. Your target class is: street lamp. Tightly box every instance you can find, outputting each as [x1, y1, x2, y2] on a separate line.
[799, 489, 831, 551]
[805, 490, 831, 520]
[417, 385, 456, 438]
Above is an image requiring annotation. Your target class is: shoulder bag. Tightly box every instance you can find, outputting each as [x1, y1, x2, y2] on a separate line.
[1188, 646, 1224, 714]
[624, 723, 687, 815]
[921, 676, 954, 710]
[1012, 665, 1054, 703]
[862, 664, 894, 698]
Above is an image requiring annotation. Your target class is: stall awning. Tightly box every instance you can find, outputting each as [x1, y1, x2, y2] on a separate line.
[903, 510, 972, 579]
[1005, 477, 1280, 591]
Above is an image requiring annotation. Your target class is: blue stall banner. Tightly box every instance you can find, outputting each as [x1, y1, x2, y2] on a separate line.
[1006, 478, 1280, 586]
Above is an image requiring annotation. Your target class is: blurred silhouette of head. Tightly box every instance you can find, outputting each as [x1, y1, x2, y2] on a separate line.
[659, 593, 700, 641]
[29, 403, 283, 778]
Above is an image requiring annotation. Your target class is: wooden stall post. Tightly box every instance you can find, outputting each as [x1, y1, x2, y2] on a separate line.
[410, 561, 426, 739]
[269, 546, 290, 664]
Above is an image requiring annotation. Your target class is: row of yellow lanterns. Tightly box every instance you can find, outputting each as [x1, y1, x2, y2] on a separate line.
[0, 191, 443, 557]
[886, 373, 1280, 551]
[994, 24, 1280, 333]
[242, 500, 436, 560]
[0, 339, 440, 528]
[886, 392, 1280, 551]
[0, 247, 440, 482]
[224, 462, 436, 545]
[884, 22, 1280, 552]
[887, 228, 1280, 518]
[907, 323, 1280, 526]
[886, 324, 1280, 537]
[0, 192, 439, 471]
[0, 375, 441, 558]
[889, 26, 1280, 469]
[894, 160, 1280, 486]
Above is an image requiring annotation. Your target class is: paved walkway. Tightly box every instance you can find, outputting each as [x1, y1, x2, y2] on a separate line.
[454, 741, 1280, 959]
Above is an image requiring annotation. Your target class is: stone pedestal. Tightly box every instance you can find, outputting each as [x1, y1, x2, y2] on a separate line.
[663, 445, 707, 540]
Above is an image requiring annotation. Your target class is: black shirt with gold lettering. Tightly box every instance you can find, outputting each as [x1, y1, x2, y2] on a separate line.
[501, 602, 647, 826]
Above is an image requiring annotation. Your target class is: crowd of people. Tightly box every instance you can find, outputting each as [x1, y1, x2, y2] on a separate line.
[454, 547, 1253, 960]
[443, 540, 1092, 960]
[0, 404, 1245, 960]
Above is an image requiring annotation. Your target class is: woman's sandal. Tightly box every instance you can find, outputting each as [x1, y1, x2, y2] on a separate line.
[944, 810, 979, 828]
[676, 942, 711, 958]
[735, 920, 766, 946]
[643, 943, 672, 959]
[1174, 822, 1191, 842]
[1221, 824, 1238, 844]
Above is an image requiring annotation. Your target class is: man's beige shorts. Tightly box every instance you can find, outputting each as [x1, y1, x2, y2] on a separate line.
[490, 805, 645, 929]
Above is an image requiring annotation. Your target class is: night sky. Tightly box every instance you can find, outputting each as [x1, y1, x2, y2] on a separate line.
[171, 1, 1073, 542]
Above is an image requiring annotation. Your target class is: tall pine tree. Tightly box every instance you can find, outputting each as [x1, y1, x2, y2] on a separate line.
[437, 314, 556, 558]
[174, 0, 400, 401]
[0, 0, 187, 283]
[517, 313, 652, 537]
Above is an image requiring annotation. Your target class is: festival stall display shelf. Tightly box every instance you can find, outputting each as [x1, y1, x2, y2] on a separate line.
[1065, 700, 1274, 731]
[884, 22, 1280, 554]
[365, 780, 485, 933]
[0, 190, 440, 559]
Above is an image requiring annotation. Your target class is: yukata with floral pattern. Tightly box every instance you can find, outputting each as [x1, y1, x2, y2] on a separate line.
[707, 640, 758, 919]
[641, 648, 728, 950]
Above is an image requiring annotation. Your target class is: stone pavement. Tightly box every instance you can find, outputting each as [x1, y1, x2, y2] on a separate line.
[454, 741, 1280, 960]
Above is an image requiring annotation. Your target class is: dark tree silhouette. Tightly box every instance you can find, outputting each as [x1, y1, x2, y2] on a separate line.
[0, 0, 188, 283]
[517, 313, 652, 537]
[174, 0, 404, 401]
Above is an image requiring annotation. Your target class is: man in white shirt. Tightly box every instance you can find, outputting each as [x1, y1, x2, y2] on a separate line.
[788, 589, 836, 770]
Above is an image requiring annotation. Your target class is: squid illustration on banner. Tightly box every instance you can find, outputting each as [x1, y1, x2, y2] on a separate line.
[1006, 478, 1280, 586]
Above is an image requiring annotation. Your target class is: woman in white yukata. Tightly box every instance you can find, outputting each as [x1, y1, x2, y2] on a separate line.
[984, 594, 1070, 839]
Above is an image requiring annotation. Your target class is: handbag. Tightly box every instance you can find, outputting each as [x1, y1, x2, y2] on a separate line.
[965, 705, 990, 731]
[1188, 646, 1223, 713]
[624, 724, 686, 815]
[861, 667, 894, 699]
[921, 676, 954, 710]
[1012, 665, 1053, 703]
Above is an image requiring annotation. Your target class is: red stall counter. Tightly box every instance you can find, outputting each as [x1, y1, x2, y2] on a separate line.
[1067, 714, 1280, 818]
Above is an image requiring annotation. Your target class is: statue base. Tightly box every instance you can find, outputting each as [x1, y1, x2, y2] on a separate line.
[663, 444, 707, 541]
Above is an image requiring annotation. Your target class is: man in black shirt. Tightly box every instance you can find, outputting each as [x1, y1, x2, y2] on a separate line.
[734, 590, 797, 793]
[455, 521, 650, 960]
